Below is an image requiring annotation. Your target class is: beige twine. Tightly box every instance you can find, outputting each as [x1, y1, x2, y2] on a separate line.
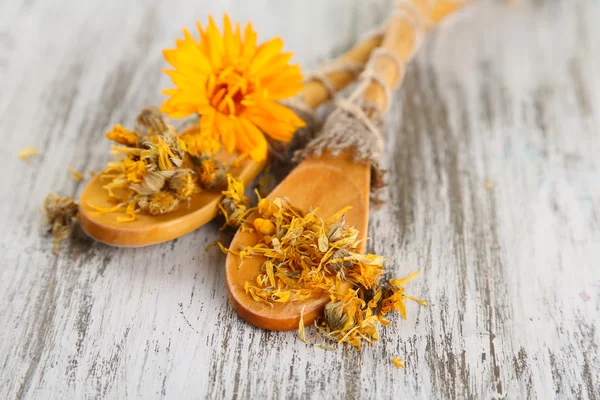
[277, 25, 388, 152]
[303, 59, 365, 100]
[295, 0, 433, 194]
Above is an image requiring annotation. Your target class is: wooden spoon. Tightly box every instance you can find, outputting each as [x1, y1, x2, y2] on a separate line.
[78, 34, 383, 247]
[225, 0, 466, 330]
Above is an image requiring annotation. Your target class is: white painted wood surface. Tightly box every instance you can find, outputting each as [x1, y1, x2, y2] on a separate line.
[1, 0, 599, 398]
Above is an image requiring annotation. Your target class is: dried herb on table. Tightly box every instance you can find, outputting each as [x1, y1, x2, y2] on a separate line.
[68, 166, 84, 181]
[42, 193, 78, 254]
[18, 147, 40, 161]
[392, 357, 405, 368]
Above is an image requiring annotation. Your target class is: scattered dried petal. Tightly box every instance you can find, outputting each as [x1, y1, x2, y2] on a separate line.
[68, 167, 84, 181]
[18, 147, 40, 161]
[392, 357, 405, 368]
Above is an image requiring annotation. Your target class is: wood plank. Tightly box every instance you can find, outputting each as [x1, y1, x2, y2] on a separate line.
[0, 0, 598, 398]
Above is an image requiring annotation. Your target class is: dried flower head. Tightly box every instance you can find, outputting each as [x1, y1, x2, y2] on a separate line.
[42, 193, 78, 254]
[218, 173, 252, 229]
[196, 156, 226, 190]
[91, 107, 202, 221]
[137, 191, 179, 216]
[161, 14, 306, 161]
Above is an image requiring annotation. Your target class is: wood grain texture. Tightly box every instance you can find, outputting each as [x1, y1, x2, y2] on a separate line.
[1, 0, 599, 398]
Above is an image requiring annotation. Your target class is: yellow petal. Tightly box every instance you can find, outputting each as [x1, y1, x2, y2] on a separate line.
[235, 117, 267, 162]
[248, 38, 284, 76]
[207, 15, 224, 69]
[243, 112, 296, 142]
[240, 22, 257, 66]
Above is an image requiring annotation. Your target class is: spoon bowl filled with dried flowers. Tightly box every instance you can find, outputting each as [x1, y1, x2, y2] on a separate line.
[224, 0, 468, 344]
[79, 114, 264, 247]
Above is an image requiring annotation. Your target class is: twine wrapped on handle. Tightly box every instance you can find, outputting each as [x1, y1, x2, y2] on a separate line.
[295, 0, 469, 194]
[278, 27, 388, 154]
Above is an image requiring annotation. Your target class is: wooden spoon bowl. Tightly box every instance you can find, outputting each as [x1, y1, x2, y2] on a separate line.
[224, 0, 454, 329]
[225, 152, 370, 330]
[79, 126, 265, 247]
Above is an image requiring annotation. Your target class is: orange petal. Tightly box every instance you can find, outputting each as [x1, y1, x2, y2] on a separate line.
[243, 113, 296, 142]
[207, 16, 224, 69]
[252, 100, 306, 127]
[248, 37, 284, 76]
[217, 113, 236, 153]
[222, 14, 236, 64]
[240, 22, 257, 66]
[254, 52, 293, 80]
[200, 108, 216, 136]
[235, 117, 268, 161]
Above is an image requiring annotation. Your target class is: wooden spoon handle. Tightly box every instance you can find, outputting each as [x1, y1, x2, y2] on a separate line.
[363, 0, 468, 111]
[302, 33, 384, 109]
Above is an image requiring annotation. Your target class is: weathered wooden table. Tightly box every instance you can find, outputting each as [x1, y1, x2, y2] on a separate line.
[1, 0, 599, 398]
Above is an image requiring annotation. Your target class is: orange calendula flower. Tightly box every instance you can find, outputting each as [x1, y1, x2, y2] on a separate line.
[161, 14, 306, 162]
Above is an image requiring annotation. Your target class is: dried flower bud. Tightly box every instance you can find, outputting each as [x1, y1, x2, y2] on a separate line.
[253, 218, 276, 236]
[327, 214, 346, 242]
[257, 198, 279, 218]
[324, 301, 348, 332]
[218, 174, 251, 229]
[42, 193, 78, 254]
[136, 106, 167, 136]
[198, 158, 226, 190]
[137, 191, 179, 215]
[329, 249, 353, 272]
[130, 169, 168, 196]
[168, 170, 197, 199]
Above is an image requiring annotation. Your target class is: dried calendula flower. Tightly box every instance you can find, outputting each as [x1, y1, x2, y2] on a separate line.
[323, 301, 348, 332]
[220, 193, 426, 350]
[195, 156, 226, 190]
[91, 107, 204, 222]
[253, 218, 276, 235]
[219, 174, 252, 229]
[168, 169, 197, 198]
[137, 191, 179, 216]
[136, 106, 167, 136]
[42, 193, 78, 254]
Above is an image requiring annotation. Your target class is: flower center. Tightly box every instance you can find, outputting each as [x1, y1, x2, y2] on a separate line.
[208, 68, 253, 116]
